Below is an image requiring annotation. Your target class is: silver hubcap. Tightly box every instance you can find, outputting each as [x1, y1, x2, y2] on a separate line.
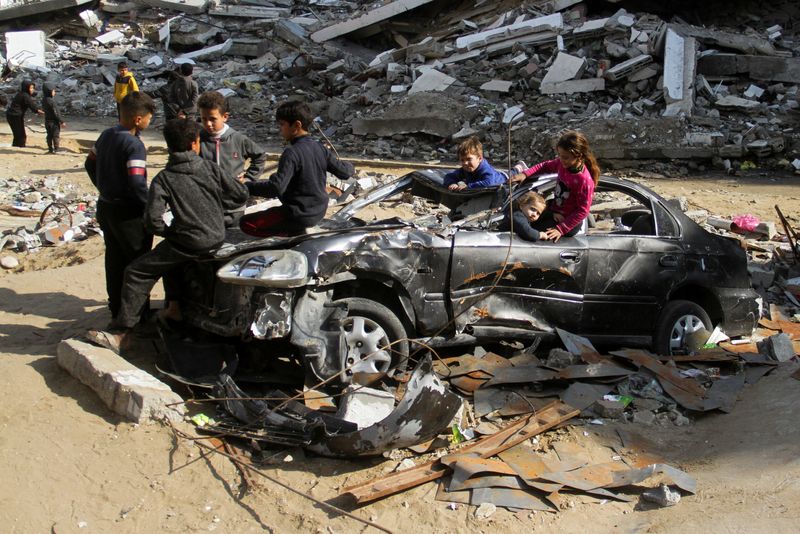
[341, 316, 393, 377]
[669, 313, 706, 354]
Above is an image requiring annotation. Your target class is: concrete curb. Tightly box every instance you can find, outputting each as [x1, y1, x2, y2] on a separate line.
[57, 338, 186, 423]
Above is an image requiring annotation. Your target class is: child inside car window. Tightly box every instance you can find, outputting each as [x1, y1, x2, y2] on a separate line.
[497, 191, 547, 242]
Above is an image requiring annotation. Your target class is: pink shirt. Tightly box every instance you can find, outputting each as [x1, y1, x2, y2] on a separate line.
[523, 158, 595, 234]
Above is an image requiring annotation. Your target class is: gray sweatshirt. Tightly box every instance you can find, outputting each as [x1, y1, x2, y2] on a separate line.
[145, 151, 249, 252]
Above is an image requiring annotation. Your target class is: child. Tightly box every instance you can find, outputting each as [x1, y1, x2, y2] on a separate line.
[114, 62, 139, 118]
[497, 191, 547, 242]
[5, 79, 44, 147]
[85, 92, 155, 324]
[240, 100, 355, 236]
[163, 63, 199, 120]
[509, 130, 600, 242]
[87, 118, 249, 352]
[197, 91, 267, 183]
[444, 136, 506, 191]
[42, 82, 65, 154]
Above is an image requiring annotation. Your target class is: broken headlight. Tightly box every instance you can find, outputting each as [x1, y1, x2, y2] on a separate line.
[217, 250, 309, 288]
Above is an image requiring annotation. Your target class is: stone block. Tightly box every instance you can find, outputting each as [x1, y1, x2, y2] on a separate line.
[5, 30, 46, 69]
[57, 339, 185, 423]
[408, 69, 456, 94]
[757, 333, 796, 362]
[593, 399, 626, 419]
[546, 348, 580, 368]
[540, 78, 605, 95]
[542, 52, 586, 84]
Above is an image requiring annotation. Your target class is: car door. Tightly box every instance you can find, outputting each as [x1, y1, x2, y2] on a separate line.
[448, 228, 588, 336]
[581, 185, 684, 342]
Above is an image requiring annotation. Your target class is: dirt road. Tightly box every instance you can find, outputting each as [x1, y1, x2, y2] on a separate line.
[1, 122, 799, 533]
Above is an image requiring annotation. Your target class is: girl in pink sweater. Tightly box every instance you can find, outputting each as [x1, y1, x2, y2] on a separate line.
[509, 130, 600, 242]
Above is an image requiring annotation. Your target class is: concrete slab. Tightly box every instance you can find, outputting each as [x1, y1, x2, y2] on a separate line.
[540, 78, 605, 95]
[57, 339, 185, 423]
[0, 0, 92, 22]
[480, 79, 513, 92]
[5, 30, 46, 69]
[697, 54, 800, 84]
[541, 52, 586, 85]
[209, 5, 289, 18]
[408, 69, 456, 95]
[311, 0, 435, 43]
[455, 13, 563, 51]
[177, 38, 233, 61]
[134, 0, 208, 14]
[663, 29, 697, 117]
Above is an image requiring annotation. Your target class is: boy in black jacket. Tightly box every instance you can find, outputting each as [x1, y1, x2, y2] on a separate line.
[42, 82, 66, 153]
[241, 101, 355, 236]
[87, 118, 249, 353]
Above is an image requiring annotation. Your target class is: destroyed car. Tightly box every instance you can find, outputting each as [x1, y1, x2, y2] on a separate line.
[173, 171, 759, 383]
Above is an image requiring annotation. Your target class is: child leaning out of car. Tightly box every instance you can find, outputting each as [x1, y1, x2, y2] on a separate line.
[497, 191, 547, 242]
[509, 130, 599, 242]
[86, 118, 249, 354]
[444, 136, 507, 191]
[239, 100, 355, 237]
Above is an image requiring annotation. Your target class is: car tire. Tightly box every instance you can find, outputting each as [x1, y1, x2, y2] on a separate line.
[334, 297, 410, 380]
[653, 300, 713, 356]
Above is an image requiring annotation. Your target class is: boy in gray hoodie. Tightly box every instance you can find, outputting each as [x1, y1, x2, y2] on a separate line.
[42, 82, 65, 153]
[87, 118, 249, 352]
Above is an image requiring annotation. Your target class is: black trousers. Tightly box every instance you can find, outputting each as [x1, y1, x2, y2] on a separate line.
[45, 121, 61, 151]
[96, 200, 153, 319]
[117, 240, 197, 329]
[6, 113, 26, 147]
[532, 211, 582, 237]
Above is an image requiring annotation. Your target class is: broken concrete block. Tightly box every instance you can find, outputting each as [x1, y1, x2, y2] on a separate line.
[312, 0, 436, 43]
[743, 84, 765, 100]
[593, 399, 626, 419]
[57, 339, 185, 423]
[177, 39, 233, 61]
[336, 385, 395, 430]
[542, 52, 586, 85]
[94, 29, 124, 46]
[408, 69, 456, 95]
[135, 0, 209, 15]
[274, 19, 309, 47]
[633, 410, 656, 424]
[662, 29, 697, 117]
[604, 55, 653, 82]
[757, 333, 796, 362]
[78, 9, 100, 28]
[715, 95, 760, 112]
[642, 484, 681, 507]
[573, 18, 610, 39]
[480, 80, 513, 92]
[502, 105, 524, 124]
[209, 4, 288, 18]
[454, 13, 563, 51]
[540, 78, 605, 95]
[5, 30, 46, 69]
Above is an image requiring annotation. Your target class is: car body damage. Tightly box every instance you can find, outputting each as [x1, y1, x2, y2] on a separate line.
[173, 171, 759, 386]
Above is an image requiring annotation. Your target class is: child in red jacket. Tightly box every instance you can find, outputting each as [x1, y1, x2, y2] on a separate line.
[510, 130, 599, 242]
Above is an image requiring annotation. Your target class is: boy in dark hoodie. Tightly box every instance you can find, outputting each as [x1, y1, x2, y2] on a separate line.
[87, 118, 249, 352]
[240, 100, 355, 236]
[198, 91, 266, 182]
[162, 63, 199, 120]
[42, 82, 66, 153]
[5, 79, 43, 147]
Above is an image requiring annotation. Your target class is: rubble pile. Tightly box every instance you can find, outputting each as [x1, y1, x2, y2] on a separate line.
[1, 0, 799, 171]
[0, 175, 97, 267]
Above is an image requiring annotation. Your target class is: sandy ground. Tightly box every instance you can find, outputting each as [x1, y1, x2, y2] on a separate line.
[1, 118, 800, 533]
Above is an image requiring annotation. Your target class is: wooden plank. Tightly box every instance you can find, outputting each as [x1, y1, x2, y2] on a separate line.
[339, 401, 579, 504]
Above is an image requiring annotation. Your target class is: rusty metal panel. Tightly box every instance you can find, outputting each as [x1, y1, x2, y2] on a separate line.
[704, 373, 746, 412]
[339, 401, 580, 504]
[470, 487, 553, 511]
[483, 365, 558, 387]
[560, 382, 613, 411]
[612, 349, 707, 410]
[556, 363, 633, 380]
[441, 457, 516, 491]
[607, 463, 696, 494]
[539, 462, 630, 491]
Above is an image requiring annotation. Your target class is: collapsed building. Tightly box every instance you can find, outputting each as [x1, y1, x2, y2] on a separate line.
[0, 0, 798, 174]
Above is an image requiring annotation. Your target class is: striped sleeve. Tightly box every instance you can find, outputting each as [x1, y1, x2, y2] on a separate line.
[126, 139, 149, 205]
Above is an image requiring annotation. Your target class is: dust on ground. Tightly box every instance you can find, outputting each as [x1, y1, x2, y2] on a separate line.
[1, 121, 799, 533]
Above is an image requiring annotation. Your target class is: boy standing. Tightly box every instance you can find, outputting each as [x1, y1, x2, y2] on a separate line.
[240, 101, 354, 236]
[87, 118, 249, 352]
[85, 92, 155, 324]
[163, 63, 199, 120]
[42, 82, 65, 154]
[198, 91, 266, 182]
[444, 136, 506, 191]
[114, 62, 139, 118]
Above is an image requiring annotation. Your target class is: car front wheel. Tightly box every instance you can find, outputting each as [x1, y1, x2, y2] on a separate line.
[334, 297, 410, 380]
[653, 300, 712, 356]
